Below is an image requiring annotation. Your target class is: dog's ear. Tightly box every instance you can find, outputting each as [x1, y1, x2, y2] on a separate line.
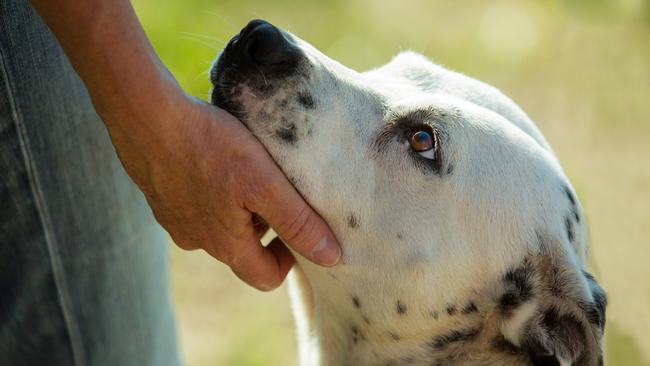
[497, 255, 607, 366]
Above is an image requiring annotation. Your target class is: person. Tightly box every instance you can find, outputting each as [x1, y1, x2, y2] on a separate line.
[0, 0, 341, 364]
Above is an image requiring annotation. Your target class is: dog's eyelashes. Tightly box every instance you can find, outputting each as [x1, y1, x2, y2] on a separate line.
[408, 129, 436, 160]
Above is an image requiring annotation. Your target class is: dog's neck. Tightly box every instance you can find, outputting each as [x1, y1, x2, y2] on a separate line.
[290, 233, 605, 366]
[291, 234, 507, 366]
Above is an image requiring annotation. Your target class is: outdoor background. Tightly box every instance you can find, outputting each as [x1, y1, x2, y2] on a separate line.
[132, 0, 650, 365]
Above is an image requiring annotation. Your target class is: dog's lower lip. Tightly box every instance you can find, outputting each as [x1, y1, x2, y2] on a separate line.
[210, 89, 227, 110]
[209, 90, 218, 106]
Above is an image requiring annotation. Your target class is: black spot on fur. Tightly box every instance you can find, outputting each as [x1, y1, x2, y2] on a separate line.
[275, 98, 289, 109]
[491, 335, 522, 355]
[362, 315, 371, 325]
[211, 82, 247, 120]
[564, 186, 576, 206]
[583, 271, 607, 329]
[461, 301, 478, 314]
[574, 210, 581, 223]
[276, 123, 297, 143]
[256, 80, 275, 96]
[388, 331, 401, 341]
[352, 296, 361, 309]
[396, 300, 407, 315]
[593, 293, 607, 324]
[446, 305, 457, 316]
[446, 164, 454, 175]
[351, 325, 365, 343]
[297, 92, 315, 109]
[429, 328, 480, 350]
[565, 216, 575, 242]
[583, 301, 605, 330]
[396, 232, 404, 240]
[499, 262, 534, 314]
[348, 214, 360, 229]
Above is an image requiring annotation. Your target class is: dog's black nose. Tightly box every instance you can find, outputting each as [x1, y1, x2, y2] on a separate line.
[237, 19, 300, 68]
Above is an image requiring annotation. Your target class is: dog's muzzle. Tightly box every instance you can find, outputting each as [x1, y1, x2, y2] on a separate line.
[210, 19, 302, 84]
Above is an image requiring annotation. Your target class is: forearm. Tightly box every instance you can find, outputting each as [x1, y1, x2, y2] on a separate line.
[29, 0, 183, 133]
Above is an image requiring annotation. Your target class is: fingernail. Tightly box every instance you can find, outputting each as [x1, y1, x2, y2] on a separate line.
[310, 237, 341, 266]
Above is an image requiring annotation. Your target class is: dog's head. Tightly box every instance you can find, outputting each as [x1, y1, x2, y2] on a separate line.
[210, 20, 606, 366]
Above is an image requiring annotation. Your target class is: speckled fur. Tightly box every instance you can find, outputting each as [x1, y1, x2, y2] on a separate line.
[210, 22, 606, 366]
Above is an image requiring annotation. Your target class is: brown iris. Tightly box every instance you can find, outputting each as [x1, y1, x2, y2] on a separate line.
[409, 130, 434, 152]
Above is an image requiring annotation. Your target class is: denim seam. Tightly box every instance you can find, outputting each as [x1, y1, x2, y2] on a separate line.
[0, 39, 86, 366]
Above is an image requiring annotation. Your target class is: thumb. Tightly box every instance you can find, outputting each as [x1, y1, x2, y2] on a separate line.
[249, 175, 341, 267]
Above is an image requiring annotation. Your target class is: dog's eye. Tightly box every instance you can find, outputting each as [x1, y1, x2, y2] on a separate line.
[408, 130, 435, 160]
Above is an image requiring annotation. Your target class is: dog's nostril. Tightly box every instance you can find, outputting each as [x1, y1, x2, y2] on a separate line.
[243, 22, 295, 66]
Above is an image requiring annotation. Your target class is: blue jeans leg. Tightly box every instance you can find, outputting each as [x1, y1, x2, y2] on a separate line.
[0, 1, 181, 365]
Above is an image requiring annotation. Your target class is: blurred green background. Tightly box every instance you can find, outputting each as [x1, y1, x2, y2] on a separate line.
[132, 0, 650, 365]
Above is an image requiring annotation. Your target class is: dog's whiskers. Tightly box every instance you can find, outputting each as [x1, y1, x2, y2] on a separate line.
[176, 34, 220, 51]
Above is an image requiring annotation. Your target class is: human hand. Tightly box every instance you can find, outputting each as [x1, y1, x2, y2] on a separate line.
[28, 0, 341, 291]
[103, 90, 341, 291]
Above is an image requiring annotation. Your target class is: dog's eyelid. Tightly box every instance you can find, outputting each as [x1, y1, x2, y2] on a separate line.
[371, 109, 446, 163]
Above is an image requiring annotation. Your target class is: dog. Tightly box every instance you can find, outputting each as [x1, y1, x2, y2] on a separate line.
[209, 19, 607, 366]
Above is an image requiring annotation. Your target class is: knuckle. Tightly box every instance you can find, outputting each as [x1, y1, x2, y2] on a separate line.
[277, 206, 316, 246]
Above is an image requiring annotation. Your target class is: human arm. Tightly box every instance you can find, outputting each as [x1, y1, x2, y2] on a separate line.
[28, 0, 341, 290]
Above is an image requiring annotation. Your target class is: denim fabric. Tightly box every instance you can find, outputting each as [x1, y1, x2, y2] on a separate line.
[0, 1, 180, 365]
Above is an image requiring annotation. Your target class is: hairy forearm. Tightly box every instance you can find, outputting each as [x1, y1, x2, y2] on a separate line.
[29, 0, 183, 133]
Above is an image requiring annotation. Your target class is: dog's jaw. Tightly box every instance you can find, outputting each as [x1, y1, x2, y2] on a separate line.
[287, 226, 517, 366]
[290, 236, 605, 366]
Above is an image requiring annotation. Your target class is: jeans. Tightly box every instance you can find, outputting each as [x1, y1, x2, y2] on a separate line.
[0, 0, 180, 365]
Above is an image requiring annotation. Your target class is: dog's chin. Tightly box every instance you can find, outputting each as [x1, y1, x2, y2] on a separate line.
[209, 57, 248, 120]
[209, 84, 229, 111]
[210, 84, 249, 125]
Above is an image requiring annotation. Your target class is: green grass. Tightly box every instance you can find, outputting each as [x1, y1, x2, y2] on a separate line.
[133, 1, 650, 365]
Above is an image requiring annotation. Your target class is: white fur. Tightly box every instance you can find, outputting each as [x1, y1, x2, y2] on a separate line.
[501, 300, 538, 347]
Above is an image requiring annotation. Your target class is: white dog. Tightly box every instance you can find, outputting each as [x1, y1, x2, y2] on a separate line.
[210, 19, 607, 366]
